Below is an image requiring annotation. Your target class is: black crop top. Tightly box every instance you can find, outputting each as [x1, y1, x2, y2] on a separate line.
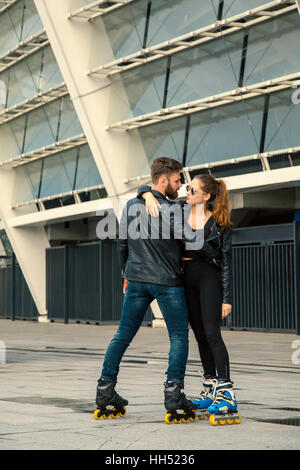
[184, 215, 214, 259]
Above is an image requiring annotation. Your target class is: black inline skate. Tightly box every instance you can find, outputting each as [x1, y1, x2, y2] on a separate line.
[164, 381, 196, 424]
[94, 379, 128, 420]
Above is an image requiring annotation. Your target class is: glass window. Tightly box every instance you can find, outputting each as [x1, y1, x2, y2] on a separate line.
[167, 32, 243, 108]
[265, 89, 300, 152]
[39, 149, 78, 198]
[75, 145, 102, 190]
[22, 160, 43, 201]
[21, 0, 43, 41]
[8, 114, 26, 158]
[138, 115, 186, 173]
[0, 1, 43, 57]
[1, 46, 63, 108]
[23, 100, 60, 153]
[101, 0, 148, 59]
[57, 96, 83, 141]
[147, 0, 218, 47]
[186, 96, 264, 167]
[222, 0, 266, 19]
[112, 58, 167, 121]
[6, 54, 41, 108]
[244, 14, 300, 86]
[39, 47, 64, 92]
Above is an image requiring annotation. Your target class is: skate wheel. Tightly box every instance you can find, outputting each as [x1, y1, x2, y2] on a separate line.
[165, 413, 172, 424]
[118, 407, 126, 417]
[198, 413, 206, 420]
[189, 415, 196, 422]
[174, 418, 181, 424]
[226, 414, 234, 425]
[102, 413, 110, 419]
[181, 417, 189, 423]
[234, 414, 241, 424]
[93, 409, 102, 420]
[209, 414, 218, 426]
[218, 417, 226, 425]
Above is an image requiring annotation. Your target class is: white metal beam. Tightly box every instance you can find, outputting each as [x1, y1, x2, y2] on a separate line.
[0, 133, 87, 168]
[10, 196, 113, 227]
[88, 0, 297, 77]
[13, 184, 105, 210]
[124, 145, 300, 185]
[0, 30, 49, 73]
[68, 0, 137, 21]
[0, 83, 68, 126]
[107, 72, 300, 131]
[0, 0, 17, 14]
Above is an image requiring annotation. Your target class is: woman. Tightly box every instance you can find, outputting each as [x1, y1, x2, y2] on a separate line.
[140, 174, 239, 420]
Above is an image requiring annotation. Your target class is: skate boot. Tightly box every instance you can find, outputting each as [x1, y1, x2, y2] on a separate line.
[164, 381, 196, 424]
[207, 381, 241, 426]
[94, 379, 128, 420]
[192, 377, 217, 420]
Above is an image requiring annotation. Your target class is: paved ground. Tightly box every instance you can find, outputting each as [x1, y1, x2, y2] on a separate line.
[0, 319, 299, 451]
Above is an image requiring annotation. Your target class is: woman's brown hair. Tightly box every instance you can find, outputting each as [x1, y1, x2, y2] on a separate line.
[193, 174, 231, 229]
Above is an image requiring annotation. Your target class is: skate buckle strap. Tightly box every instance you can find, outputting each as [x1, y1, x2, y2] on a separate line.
[214, 390, 235, 407]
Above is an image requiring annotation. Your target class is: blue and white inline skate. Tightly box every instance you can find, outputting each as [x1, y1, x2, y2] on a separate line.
[207, 381, 241, 426]
[192, 377, 217, 420]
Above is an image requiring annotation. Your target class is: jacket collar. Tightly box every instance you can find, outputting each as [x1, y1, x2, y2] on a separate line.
[151, 189, 169, 201]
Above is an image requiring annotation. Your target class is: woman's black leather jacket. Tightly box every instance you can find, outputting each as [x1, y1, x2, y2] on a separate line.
[194, 218, 232, 304]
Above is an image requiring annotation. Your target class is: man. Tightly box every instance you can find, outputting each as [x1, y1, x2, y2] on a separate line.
[94, 157, 198, 423]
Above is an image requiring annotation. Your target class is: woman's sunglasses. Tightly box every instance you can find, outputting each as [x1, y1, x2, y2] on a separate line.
[186, 185, 206, 196]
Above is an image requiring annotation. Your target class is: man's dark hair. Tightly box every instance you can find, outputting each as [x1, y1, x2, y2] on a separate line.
[151, 157, 183, 183]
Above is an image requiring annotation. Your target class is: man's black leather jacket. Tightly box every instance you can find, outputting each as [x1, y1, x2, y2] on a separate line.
[135, 186, 232, 304]
[119, 190, 199, 287]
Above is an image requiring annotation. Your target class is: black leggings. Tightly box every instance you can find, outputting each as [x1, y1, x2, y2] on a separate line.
[184, 259, 230, 381]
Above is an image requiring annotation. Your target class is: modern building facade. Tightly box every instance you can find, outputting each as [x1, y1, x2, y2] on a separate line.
[0, 0, 299, 329]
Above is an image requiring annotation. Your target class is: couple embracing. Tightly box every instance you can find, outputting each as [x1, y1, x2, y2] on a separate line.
[94, 157, 239, 425]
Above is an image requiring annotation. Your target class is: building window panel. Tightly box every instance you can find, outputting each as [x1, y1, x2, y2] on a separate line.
[146, 0, 218, 48]
[186, 97, 264, 167]
[112, 57, 167, 121]
[167, 33, 243, 108]
[138, 115, 186, 172]
[58, 96, 83, 141]
[22, 159, 43, 201]
[22, 101, 60, 154]
[39, 149, 78, 199]
[222, 0, 267, 18]
[75, 145, 102, 190]
[101, 0, 148, 60]
[265, 89, 300, 152]
[20, 0, 43, 41]
[244, 13, 300, 87]
[0, 3, 23, 56]
[6, 53, 41, 107]
[39, 47, 64, 93]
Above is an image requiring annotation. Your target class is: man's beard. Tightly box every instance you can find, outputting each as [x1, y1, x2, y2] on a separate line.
[165, 183, 178, 200]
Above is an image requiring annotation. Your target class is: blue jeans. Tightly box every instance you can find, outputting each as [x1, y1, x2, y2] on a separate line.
[101, 281, 189, 384]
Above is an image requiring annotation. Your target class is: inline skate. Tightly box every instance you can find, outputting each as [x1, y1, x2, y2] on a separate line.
[207, 381, 241, 426]
[192, 377, 217, 420]
[94, 379, 128, 420]
[164, 381, 196, 424]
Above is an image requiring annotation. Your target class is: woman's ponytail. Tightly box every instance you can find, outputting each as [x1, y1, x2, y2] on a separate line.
[213, 179, 231, 230]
